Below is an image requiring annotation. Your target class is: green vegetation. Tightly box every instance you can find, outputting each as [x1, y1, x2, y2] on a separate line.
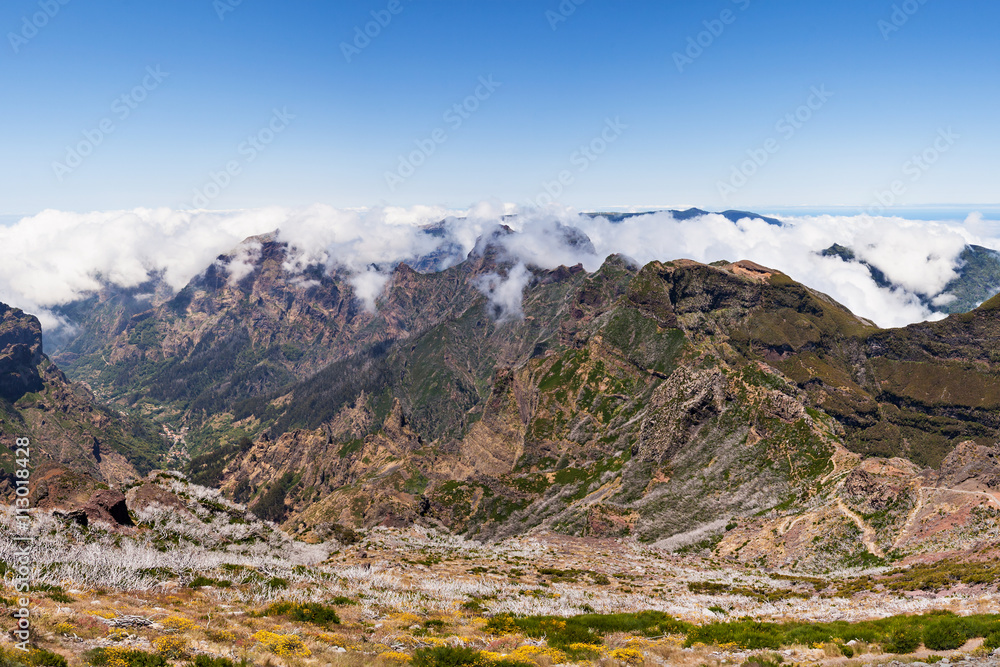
[186, 657, 251, 667]
[261, 601, 341, 627]
[682, 611, 999, 653]
[838, 559, 1000, 595]
[186, 436, 253, 487]
[251, 471, 298, 523]
[83, 648, 167, 667]
[188, 575, 231, 588]
[485, 611, 690, 648]
[0, 648, 68, 667]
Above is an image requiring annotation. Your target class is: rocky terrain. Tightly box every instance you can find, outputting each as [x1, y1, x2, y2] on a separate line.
[3, 472, 1000, 667]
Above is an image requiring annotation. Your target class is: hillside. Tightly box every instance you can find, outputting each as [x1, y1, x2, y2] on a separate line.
[0, 302, 167, 496]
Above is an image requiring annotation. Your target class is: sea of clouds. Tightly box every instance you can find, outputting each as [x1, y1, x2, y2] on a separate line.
[0, 202, 996, 336]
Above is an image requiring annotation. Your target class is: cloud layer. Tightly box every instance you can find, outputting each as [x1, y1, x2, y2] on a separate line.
[0, 203, 995, 334]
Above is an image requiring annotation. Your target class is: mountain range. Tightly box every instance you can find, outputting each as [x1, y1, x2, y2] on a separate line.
[4, 210, 1000, 570]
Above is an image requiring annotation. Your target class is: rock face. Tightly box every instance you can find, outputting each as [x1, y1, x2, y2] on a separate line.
[0, 303, 44, 403]
[82, 489, 134, 526]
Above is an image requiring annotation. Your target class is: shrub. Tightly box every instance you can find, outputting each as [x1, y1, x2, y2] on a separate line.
[262, 601, 340, 627]
[151, 637, 189, 660]
[685, 621, 781, 650]
[923, 618, 968, 651]
[160, 616, 197, 633]
[607, 647, 644, 665]
[411, 646, 482, 667]
[189, 576, 231, 588]
[188, 657, 251, 667]
[82, 648, 168, 667]
[6, 649, 69, 667]
[884, 625, 921, 654]
[985, 630, 1000, 650]
[840, 645, 854, 658]
[252, 630, 310, 658]
[742, 655, 784, 667]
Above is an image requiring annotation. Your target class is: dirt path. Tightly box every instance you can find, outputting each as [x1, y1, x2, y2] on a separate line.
[919, 486, 1000, 509]
[892, 481, 926, 550]
[836, 498, 885, 558]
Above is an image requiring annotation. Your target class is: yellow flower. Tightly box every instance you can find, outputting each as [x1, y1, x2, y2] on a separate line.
[317, 632, 350, 648]
[395, 612, 421, 625]
[568, 642, 603, 656]
[252, 630, 311, 657]
[509, 645, 568, 664]
[161, 615, 197, 633]
[102, 647, 131, 667]
[381, 651, 412, 663]
[608, 647, 644, 666]
[153, 635, 190, 659]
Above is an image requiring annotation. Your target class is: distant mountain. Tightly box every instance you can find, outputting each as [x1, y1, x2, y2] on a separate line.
[587, 208, 785, 226]
[822, 242, 1000, 314]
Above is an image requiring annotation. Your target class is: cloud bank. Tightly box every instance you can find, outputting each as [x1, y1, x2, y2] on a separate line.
[0, 203, 995, 333]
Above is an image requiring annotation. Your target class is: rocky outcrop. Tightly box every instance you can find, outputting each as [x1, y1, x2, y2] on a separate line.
[638, 367, 727, 464]
[82, 489, 134, 526]
[0, 303, 44, 403]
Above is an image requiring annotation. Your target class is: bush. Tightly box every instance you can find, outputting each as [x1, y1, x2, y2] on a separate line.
[151, 637, 189, 660]
[742, 655, 784, 667]
[686, 621, 781, 650]
[262, 601, 340, 627]
[488, 611, 689, 649]
[411, 646, 482, 667]
[82, 648, 168, 667]
[884, 625, 921, 654]
[188, 656, 251, 667]
[985, 630, 1000, 650]
[840, 645, 854, 658]
[923, 618, 968, 651]
[252, 631, 310, 658]
[0, 648, 68, 667]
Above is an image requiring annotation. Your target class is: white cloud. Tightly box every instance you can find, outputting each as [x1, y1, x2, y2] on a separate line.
[0, 203, 997, 333]
[473, 263, 533, 322]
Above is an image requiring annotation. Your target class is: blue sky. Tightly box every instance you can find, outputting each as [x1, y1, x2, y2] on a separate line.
[1, 0, 998, 214]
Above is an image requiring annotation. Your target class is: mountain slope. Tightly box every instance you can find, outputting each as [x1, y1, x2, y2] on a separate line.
[188, 257, 1000, 568]
[0, 303, 167, 497]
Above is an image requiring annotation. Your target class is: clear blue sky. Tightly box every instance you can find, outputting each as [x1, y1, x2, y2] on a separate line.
[1, 0, 997, 214]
